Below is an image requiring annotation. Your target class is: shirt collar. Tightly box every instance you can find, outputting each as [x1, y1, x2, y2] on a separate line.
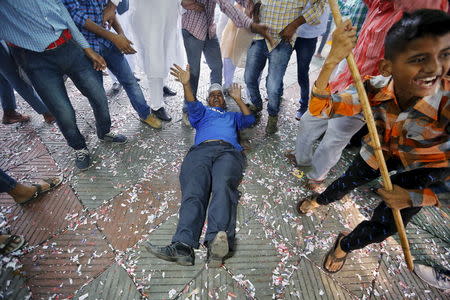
[371, 77, 443, 120]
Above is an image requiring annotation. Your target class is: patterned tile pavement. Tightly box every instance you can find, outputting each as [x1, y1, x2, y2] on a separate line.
[1, 45, 449, 300]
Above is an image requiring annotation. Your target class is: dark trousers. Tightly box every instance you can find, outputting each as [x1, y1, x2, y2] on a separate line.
[294, 37, 318, 110]
[0, 168, 16, 193]
[316, 155, 448, 252]
[11, 40, 111, 150]
[172, 142, 245, 249]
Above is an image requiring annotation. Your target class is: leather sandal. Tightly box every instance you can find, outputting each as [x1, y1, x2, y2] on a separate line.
[323, 232, 349, 273]
[18, 175, 63, 204]
[296, 194, 320, 215]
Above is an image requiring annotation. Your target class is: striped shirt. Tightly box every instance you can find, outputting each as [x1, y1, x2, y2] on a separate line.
[310, 76, 450, 206]
[337, 0, 367, 36]
[182, 0, 252, 41]
[330, 0, 449, 93]
[0, 0, 90, 52]
[255, 0, 326, 51]
[62, 0, 113, 53]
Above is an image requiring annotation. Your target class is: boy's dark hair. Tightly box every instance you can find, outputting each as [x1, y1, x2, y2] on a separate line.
[384, 9, 450, 60]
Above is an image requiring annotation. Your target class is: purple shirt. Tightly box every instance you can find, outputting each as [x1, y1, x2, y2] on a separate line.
[182, 0, 252, 41]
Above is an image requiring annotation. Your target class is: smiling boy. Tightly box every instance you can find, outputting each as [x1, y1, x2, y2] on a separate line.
[295, 9, 450, 273]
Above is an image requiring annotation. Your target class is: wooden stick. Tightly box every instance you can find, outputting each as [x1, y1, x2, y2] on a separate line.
[327, 0, 414, 271]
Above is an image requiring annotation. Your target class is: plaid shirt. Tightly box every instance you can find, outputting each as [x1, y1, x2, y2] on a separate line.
[337, 0, 367, 36]
[62, 0, 112, 53]
[182, 0, 252, 41]
[255, 0, 325, 51]
[309, 76, 450, 206]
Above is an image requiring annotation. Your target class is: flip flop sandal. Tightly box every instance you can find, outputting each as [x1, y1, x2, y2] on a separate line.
[19, 175, 63, 204]
[323, 232, 348, 273]
[296, 194, 319, 215]
[0, 235, 25, 255]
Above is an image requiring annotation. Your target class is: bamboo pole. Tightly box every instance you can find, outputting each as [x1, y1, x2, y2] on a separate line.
[327, 0, 414, 271]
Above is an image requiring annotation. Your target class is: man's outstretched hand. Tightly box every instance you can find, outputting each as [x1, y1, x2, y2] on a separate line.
[170, 64, 191, 85]
[250, 23, 275, 48]
[228, 83, 242, 101]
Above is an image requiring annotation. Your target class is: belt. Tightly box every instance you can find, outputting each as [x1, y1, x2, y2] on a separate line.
[200, 140, 232, 147]
[8, 29, 72, 50]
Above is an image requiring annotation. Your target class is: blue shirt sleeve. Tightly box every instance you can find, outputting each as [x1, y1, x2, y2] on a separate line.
[187, 101, 206, 129]
[58, 0, 90, 48]
[234, 112, 255, 130]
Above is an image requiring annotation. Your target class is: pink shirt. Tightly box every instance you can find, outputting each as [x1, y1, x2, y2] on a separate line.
[330, 0, 448, 93]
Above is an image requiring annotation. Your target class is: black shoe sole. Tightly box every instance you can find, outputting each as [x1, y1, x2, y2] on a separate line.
[208, 231, 229, 268]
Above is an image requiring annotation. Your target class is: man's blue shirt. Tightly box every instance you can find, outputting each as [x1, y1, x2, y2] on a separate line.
[187, 101, 255, 151]
[0, 0, 90, 52]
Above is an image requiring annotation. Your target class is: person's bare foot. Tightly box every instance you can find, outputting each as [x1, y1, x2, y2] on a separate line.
[323, 233, 348, 273]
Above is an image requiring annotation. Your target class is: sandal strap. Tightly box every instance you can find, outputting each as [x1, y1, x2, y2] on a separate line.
[0, 235, 21, 253]
[31, 183, 42, 194]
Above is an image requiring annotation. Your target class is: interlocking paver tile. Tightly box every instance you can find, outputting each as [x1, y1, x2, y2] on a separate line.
[179, 267, 250, 300]
[94, 180, 179, 251]
[284, 259, 355, 300]
[129, 217, 204, 300]
[20, 223, 115, 299]
[0, 266, 30, 300]
[6, 183, 83, 247]
[74, 263, 141, 300]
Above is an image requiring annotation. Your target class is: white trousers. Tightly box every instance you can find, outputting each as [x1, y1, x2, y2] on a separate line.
[148, 77, 164, 110]
[295, 111, 365, 181]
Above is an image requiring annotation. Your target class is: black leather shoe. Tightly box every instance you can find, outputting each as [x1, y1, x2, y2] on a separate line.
[146, 241, 195, 266]
[163, 86, 177, 97]
[152, 107, 172, 122]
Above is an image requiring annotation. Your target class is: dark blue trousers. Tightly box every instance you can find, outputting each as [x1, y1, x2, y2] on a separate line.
[0, 168, 16, 193]
[172, 142, 245, 249]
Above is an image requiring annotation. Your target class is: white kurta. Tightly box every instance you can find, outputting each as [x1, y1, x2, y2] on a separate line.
[131, 0, 186, 79]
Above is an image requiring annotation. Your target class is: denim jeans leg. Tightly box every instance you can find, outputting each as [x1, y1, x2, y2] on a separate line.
[0, 73, 16, 111]
[182, 29, 204, 98]
[244, 40, 268, 109]
[294, 37, 317, 108]
[0, 45, 49, 114]
[266, 41, 293, 116]
[203, 36, 223, 85]
[11, 44, 88, 150]
[65, 44, 111, 139]
[102, 45, 150, 119]
[0, 168, 17, 193]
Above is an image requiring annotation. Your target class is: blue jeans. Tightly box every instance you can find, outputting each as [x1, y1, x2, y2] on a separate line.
[0, 45, 49, 114]
[244, 40, 293, 116]
[316, 15, 332, 55]
[12, 40, 111, 150]
[172, 142, 245, 249]
[294, 37, 318, 110]
[182, 29, 223, 98]
[0, 169, 16, 193]
[98, 44, 150, 119]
